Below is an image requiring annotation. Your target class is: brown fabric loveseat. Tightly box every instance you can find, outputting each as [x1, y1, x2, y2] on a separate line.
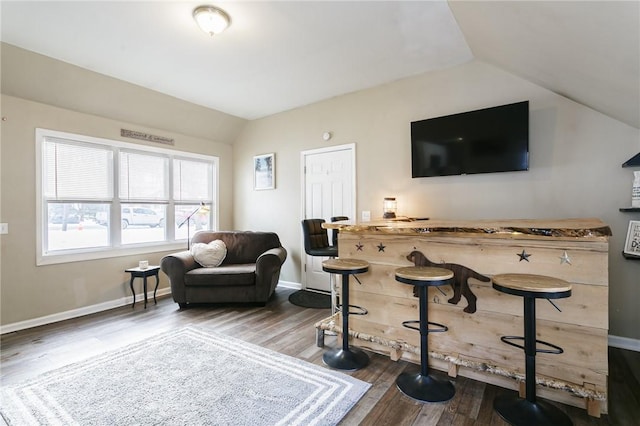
[160, 231, 287, 308]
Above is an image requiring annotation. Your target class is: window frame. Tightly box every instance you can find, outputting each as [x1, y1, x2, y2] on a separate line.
[36, 128, 219, 266]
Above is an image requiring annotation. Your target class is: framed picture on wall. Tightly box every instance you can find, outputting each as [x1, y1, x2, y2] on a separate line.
[623, 220, 640, 257]
[254, 153, 275, 190]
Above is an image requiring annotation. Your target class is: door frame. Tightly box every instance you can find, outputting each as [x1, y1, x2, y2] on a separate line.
[300, 143, 357, 290]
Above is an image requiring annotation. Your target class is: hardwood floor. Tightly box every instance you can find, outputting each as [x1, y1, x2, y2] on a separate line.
[1, 287, 638, 425]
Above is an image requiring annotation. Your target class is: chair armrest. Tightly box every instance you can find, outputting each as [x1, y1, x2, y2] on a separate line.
[160, 251, 198, 303]
[255, 247, 288, 300]
[256, 247, 287, 270]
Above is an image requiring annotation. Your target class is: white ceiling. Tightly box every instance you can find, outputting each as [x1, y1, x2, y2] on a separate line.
[1, 1, 639, 128]
[450, 1, 640, 130]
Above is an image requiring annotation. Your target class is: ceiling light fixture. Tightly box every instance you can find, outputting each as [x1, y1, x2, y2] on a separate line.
[193, 5, 231, 36]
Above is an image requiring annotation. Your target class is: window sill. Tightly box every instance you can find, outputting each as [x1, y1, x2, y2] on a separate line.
[37, 241, 188, 266]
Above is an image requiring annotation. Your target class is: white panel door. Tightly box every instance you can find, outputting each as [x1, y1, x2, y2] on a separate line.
[302, 144, 355, 291]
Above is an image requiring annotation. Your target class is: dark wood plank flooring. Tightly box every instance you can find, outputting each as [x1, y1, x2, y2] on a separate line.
[1, 287, 638, 425]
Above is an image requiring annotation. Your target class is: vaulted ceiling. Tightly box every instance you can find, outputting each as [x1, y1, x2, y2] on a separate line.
[1, 1, 638, 128]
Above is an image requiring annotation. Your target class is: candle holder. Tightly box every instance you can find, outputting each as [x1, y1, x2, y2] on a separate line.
[383, 197, 397, 219]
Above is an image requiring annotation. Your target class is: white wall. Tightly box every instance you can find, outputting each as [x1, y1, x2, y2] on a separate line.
[0, 43, 245, 143]
[233, 60, 640, 340]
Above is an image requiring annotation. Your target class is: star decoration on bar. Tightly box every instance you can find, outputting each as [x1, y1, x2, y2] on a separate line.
[355, 242, 363, 251]
[517, 249, 531, 262]
[559, 251, 572, 265]
[377, 243, 386, 252]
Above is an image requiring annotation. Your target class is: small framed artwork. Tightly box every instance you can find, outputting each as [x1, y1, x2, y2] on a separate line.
[254, 153, 275, 190]
[623, 220, 640, 257]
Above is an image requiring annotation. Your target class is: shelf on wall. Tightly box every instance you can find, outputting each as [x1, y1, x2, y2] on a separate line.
[622, 152, 640, 167]
[620, 207, 640, 212]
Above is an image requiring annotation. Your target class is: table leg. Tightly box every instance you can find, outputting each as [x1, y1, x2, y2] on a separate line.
[129, 276, 136, 308]
[143, 276, 148, 309]
[153, 273, 159, 305]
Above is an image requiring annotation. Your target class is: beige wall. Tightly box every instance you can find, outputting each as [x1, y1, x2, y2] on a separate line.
[2, 43, 639, 342]
[0, 44, 246, 327]
[0, 95, 236, 326]
[233, 60, 640, 340]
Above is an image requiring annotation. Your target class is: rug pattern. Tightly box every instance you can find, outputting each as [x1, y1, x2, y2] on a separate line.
[0, 327, 370, 425]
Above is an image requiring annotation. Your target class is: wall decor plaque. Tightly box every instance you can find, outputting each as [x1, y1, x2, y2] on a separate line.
[121, 129, 174, 145]
[623, 220, 640, 257]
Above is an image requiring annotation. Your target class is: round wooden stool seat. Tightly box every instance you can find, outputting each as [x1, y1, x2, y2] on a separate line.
[393, 266, 455, 403]
[322, 258, 369, 274]
[492, 273, 572, 299]
[324, 258, 369, 316]
[321, 258, 369, 371]
[492, 273, 573, 426]
[396, 266, 453, 334]
[395, 266, 454, 285]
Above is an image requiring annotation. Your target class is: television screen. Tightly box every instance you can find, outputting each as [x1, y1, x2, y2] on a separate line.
[411, 101, 529, 178]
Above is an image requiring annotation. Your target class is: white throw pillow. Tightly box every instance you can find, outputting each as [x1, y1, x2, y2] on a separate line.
[191, 240, 227, 267]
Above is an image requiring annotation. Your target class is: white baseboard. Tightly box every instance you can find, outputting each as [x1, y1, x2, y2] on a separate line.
[608, 335, 640, 352]
[277, 280, 302, 290]
[0, 287, 172, 335]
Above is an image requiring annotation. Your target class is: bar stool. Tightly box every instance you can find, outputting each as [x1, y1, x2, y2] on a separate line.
[492, 273, 573, 426]
[321, 258, 369, 371]
[395, 266, 456, 402]
[301, 219, 338, 313]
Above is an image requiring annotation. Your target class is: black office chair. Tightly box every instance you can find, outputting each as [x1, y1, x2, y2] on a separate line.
[330, 216, 349, 248]
[301, 218, 339, 324]
[302, 219, 338, 258]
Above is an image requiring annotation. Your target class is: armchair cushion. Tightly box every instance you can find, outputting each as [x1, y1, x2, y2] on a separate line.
[186, 264, 255, 287]
[190, 239, 227, 267]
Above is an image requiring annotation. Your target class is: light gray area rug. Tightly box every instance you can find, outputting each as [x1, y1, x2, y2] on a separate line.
[1, 327, 370, 425]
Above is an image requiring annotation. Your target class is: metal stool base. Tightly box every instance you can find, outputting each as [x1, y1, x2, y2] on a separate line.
[396, 371, 455, 403]
[323, 347, 369, 371]
[494, 394, 572, 426]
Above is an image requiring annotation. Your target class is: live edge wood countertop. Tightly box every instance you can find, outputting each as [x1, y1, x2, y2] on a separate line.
[320, 217, 610, 417]
[323, 217, 612, 240]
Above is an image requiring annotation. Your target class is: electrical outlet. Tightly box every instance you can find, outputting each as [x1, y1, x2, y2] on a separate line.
[0, 223, 8, 234]
[361, 211, 371, 222]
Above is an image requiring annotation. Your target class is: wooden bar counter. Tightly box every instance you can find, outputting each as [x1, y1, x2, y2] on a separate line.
[321, 218, 611, 416]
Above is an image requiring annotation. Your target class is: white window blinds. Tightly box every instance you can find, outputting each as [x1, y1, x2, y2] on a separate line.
[119, 151, 168, 200]
[43, 138, 113, 200]
[173, 158, 212, 201]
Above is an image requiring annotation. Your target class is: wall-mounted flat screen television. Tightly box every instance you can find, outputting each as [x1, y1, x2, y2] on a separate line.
[411, 101, 529, 178]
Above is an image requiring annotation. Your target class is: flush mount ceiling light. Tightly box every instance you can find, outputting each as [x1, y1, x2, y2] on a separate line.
[193, 5, 231, 36]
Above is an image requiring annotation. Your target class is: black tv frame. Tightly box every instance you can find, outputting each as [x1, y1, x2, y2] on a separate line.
[411, 101, 529, 178]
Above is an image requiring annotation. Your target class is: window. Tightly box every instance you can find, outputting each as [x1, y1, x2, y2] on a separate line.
[119, 151, 168, 245]
[36, 128, 218, 265]
[173, 158, 213, 240]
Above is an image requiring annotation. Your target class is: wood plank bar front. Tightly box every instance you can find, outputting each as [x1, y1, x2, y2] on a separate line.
[322, 218, 610, 416]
